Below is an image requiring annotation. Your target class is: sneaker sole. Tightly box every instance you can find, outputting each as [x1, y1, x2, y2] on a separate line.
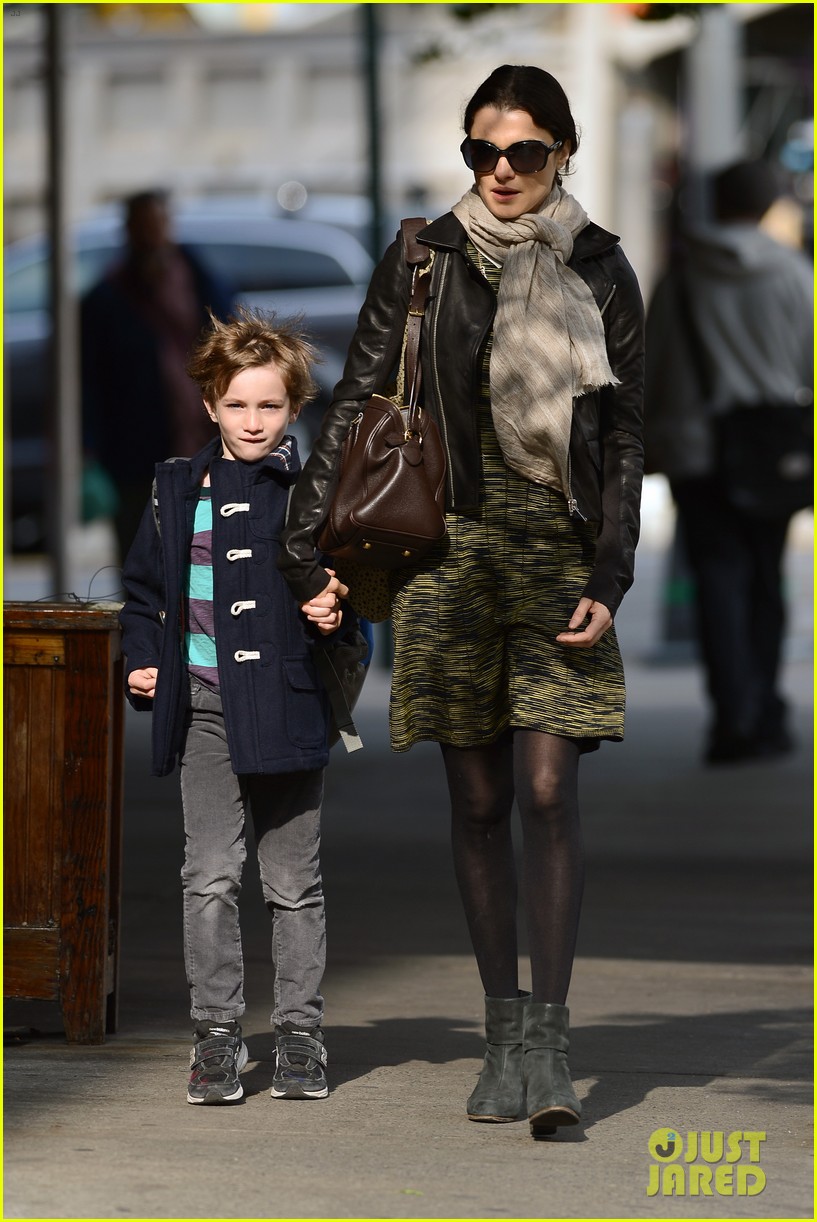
[187, 1040, 249, 1105]
[270, 1082, 328, 1099]
[187, 1083, 244, 1104]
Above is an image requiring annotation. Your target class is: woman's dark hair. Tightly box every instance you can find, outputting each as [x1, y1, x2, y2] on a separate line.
[463, 64, 579, 181]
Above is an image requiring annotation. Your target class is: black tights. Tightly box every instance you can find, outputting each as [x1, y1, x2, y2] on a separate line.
[441, 730, 584, 1005]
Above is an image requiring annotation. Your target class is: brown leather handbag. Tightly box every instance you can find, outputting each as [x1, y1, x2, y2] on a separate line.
[317, 219, 447, 570]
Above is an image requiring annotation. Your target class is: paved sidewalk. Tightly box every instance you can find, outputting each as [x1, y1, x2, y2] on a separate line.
[4, 530, 813, 1220]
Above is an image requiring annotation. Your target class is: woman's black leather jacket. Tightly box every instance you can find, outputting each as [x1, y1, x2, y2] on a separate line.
[280, 211, 645, 615]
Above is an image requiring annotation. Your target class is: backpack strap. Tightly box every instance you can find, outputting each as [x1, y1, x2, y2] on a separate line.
[151, 456, 186, 535]
[312, 634, 367, 754]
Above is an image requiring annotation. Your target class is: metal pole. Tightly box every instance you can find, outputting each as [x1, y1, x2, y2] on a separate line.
[362, 4, 383, 261]
[683, 5, 744, 220]
[45, 6, 81, 597]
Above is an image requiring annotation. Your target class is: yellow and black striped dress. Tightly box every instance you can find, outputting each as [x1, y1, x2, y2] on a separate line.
[387, 244, 626, 754]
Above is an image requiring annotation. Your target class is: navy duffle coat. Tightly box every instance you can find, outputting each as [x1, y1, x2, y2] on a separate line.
[120, 436, 331, 777]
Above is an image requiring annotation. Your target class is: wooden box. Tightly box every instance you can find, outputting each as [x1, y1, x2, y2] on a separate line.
[4, 601, 124, 1043]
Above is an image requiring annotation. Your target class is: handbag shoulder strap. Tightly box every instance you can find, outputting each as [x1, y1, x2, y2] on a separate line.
[399, 218, 433, 411]
[401, 216, 429, 265]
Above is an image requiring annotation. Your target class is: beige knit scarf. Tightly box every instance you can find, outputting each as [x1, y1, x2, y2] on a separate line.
[451, 183, 619, 494]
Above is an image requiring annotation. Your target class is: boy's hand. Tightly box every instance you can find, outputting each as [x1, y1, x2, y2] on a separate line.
[300, 569, 349, 636]
[555, 598, 612, 648]
[128, 667, 158, 697]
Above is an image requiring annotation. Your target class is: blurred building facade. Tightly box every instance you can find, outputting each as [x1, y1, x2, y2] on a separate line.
[5, 3, 812, 296]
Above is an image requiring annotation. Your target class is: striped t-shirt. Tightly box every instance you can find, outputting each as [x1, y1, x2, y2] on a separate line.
[184, 489, 219, 689]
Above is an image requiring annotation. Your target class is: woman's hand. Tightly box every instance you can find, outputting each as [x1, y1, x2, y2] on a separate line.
[556, 597, 612, 648]
[300, 569, 350, 636]
[128, 667, 158, 697]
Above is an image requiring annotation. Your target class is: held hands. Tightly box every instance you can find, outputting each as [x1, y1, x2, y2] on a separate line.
[128, 667, 158, 698]
[556, 597, 613, 648]
[299, 569, 350, 636]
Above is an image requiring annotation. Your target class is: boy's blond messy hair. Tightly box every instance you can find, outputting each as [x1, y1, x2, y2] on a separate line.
[187, 306, 320, 409]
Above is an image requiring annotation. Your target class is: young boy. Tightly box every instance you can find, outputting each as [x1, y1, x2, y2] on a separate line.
[120, 307, 349, 1105]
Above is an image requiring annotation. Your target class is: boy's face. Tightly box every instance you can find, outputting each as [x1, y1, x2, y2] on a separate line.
[205, 363, 298, 463]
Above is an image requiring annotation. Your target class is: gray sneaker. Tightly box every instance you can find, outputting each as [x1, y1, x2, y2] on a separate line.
[271, 1025, 328, 1099]
[187, 1021, 249, 1104]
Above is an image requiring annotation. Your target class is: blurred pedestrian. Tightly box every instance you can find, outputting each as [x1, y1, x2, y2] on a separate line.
[82, 190, 234, 560]
[120, 308, 355, 1105]
[281, 64, 645, 1136]
[644, 160, 813, 764]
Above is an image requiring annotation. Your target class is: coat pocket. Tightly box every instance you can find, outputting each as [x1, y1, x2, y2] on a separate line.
[282, 656, 328, 750]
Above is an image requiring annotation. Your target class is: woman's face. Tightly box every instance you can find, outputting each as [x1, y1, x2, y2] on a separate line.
[468, 106, 570, 221]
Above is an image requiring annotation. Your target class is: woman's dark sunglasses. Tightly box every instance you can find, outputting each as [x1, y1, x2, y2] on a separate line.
[460, 137, 563, 175]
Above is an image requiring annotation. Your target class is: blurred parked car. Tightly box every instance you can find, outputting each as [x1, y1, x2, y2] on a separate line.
[4, 211, 374, 551]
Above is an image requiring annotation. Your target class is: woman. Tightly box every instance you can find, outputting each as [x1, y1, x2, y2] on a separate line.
[280, 64, 644, 1136]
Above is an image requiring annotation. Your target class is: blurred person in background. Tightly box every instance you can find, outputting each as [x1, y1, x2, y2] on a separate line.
[82, 189, 234, 560]
[644, 161, 813, 765]
[281, 64, 644, 1137]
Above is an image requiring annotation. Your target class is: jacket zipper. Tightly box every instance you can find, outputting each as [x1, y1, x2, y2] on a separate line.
[599, 284, 616, 316]
[429, 253, 456, 505]
[566, 453, 587, 521]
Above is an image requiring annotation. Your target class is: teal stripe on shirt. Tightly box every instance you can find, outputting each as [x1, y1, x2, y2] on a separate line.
[187, 563, 213, 601]
[185, 630, 218, 669]
[193, 496, 212, 534]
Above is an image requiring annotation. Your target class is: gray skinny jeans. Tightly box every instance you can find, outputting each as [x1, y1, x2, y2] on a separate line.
[179, 679, 325, 1029]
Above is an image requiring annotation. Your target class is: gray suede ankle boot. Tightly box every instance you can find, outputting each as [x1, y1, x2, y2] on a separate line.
[521, 1002, 582, 1136]
[467, 992, 531, 1122]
